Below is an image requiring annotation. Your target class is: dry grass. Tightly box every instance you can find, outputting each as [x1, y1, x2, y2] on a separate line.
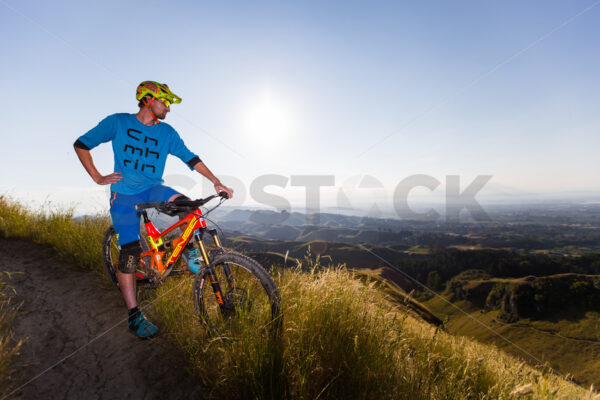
[150, 263, 589, 399]
[0, 195, 108, 276]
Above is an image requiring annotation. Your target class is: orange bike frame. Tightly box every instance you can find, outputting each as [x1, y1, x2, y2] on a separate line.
[139, 209, 207, 276]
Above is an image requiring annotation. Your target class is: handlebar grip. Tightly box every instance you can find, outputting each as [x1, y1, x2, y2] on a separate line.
[135, 202, 165, 210]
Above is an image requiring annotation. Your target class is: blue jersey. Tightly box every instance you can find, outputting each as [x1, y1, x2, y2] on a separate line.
[76, 113, 200, 195]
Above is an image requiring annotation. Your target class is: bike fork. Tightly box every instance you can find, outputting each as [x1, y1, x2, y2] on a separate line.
[208, 229, 235, 290]
[193, 231, 228, 307]
[194, 230, 235, 309]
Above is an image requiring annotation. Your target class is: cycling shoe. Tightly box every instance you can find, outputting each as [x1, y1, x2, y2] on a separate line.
[128, 312, 159, 338]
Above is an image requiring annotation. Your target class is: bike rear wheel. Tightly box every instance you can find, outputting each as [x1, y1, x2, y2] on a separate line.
[193, 251, 282, 335]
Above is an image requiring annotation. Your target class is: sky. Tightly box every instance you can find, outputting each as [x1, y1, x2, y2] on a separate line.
[1, 0, 600, 216]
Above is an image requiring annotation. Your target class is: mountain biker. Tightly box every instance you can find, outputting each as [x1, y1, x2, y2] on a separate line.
[74, 81, 233, 338]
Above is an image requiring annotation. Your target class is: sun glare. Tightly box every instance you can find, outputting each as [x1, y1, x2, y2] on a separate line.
[242, 90, 292, 150]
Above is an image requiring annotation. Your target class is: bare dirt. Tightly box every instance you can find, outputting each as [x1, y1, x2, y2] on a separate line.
[0, 239, 205, 400]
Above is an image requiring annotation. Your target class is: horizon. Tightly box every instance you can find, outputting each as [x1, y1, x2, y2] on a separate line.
[5, 183, 600, 220]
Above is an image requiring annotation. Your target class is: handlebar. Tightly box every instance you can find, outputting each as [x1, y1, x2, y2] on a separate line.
[135, 191, 229, 212]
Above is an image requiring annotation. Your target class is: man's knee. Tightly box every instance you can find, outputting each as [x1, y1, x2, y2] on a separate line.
[118, 241, 142, 274]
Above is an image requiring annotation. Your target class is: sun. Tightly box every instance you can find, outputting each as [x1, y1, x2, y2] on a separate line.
[242, 90, 292, 149]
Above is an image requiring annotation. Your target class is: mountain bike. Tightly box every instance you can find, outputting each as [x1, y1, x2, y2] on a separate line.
[101, 192, 282, 333]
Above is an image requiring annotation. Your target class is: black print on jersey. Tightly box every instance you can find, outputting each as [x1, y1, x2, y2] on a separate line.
[124, 144, 143, 156]
[127, 129, 141, 141]
[123, 132, 161, 173]
[145, 148, 159, 159]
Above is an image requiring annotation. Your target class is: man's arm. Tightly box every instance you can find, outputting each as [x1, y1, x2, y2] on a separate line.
[191, 161, 233, 198]
[74, 146, 122, 185]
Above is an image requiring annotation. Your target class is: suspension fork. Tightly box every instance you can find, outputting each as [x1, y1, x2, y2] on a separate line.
[196, 228, 237, 310]
[193, 230, 224, 305]
[209, 229, 235, 289]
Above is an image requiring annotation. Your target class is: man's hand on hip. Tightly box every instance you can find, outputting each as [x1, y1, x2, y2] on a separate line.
[95, 172, 123, 185]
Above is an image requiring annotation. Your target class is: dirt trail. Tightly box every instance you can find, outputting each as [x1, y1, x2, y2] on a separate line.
[0, 239, 205, 400]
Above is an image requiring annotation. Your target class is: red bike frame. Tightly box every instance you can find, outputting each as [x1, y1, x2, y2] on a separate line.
[138, 208, 208, 278]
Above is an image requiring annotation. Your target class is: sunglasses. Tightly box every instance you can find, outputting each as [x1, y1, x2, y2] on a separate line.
[158, 98, 171, 108]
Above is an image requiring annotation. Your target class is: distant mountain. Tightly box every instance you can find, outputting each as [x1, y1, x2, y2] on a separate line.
[88, 202, 600, 252]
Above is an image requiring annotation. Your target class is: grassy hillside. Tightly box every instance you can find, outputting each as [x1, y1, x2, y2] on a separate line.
[0, 196, 591, 399]
[425, 272, 600, 388]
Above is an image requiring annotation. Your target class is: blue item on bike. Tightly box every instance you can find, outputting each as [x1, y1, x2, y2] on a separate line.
[185, 248, 202, 274]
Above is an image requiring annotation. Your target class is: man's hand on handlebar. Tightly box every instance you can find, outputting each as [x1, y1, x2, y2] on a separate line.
[214, 182, 233, 199]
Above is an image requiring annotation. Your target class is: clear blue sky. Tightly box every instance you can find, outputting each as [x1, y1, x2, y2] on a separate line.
[1, 0, 599, 214]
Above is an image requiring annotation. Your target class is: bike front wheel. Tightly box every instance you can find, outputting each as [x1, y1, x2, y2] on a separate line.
[193, 251, 282, 335]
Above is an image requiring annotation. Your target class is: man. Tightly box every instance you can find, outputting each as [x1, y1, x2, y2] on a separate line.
[74, 81, 233, 338]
